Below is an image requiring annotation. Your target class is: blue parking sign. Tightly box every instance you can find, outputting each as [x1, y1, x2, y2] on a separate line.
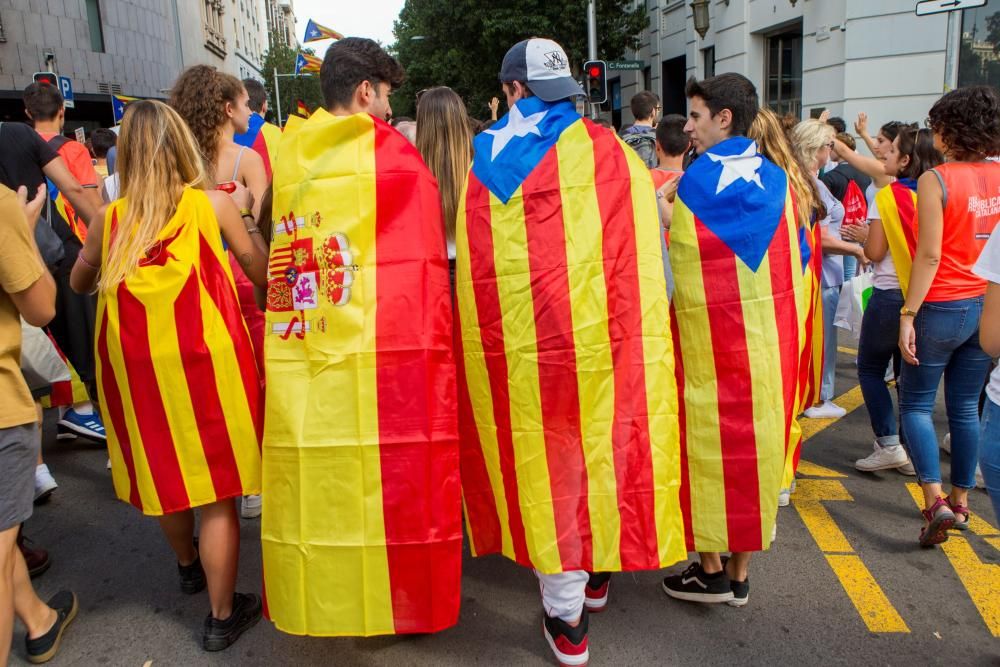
[59, 76, 74, 109]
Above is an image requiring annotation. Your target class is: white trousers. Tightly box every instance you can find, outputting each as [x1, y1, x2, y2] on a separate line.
[535, 569, 588, 622]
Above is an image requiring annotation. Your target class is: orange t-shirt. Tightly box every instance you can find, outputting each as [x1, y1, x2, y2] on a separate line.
[651, 168, 682, 190]
[36, 132, 99, 188]
[924, 162, 1000, 302]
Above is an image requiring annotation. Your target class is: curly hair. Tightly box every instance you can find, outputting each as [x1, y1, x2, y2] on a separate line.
[168, 65, 245, 171]
[927, 86, 1000, 161]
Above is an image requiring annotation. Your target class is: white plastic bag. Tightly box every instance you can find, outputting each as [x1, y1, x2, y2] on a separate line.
[834, 270, 874, 335]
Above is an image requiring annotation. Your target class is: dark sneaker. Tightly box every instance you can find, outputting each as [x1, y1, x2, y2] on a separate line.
[662, 562, 734, 603]
[17, 531, 51, 579]
[178, 557, 206, 594]
[542, 609, 589, 667]
[728, 577, 749, 607]
[584, 572, 610, 613]
[203, 592, 262, 652]
[25, 590, 78, 664]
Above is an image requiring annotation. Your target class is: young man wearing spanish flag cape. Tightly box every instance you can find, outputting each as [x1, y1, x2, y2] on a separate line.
[662, 74, 803, 607]
[457, 38, 685, 666]
[261, 37, 461, 637]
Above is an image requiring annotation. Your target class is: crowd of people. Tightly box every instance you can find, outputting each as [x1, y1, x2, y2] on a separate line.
[1, 33, 999, 667]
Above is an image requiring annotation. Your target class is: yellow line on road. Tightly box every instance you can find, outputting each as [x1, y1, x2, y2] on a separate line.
[826, 554, 910, 633]
[987, 537, 1000, 553]
[800, 385, 865, 441]
[793, 479, 909, 633]
[838, 346, 858, 356]
[796, 460, 848, 478]
[904, 483, 1000, 636]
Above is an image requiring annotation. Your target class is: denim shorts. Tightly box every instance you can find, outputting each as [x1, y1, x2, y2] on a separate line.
[0, 423, 40, 532]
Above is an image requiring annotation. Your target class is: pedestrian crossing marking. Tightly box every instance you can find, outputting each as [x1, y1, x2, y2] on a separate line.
[825, 554, 910, 633]
[904, 483, 1000, 637]
[793, 479, 910, 633]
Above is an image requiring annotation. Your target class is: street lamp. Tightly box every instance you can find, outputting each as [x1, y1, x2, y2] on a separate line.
[691, 0, 710, 40]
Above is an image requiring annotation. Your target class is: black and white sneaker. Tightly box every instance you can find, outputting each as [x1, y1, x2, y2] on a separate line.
[661, 562, 734, 603]
[728, 577, 749, 607]
[202, 592, 262, 652]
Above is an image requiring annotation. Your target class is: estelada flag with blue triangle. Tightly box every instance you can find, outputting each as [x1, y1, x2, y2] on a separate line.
[669, 136, 804, 554]
[303, 18, 343, 43]
[294, 53, 323, 75]
[456, 95, 686, 575]
[112, 94, 140, 123]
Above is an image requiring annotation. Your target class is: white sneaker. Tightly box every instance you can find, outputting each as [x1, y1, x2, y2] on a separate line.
[976, 464, 985, 489]
[855, 442, 908, 472]
[34, 464, 58, 502]
[771, 520, 777, 542]
[941, 433, 951, 454]
[803, 401, 848, 419]
[896, 460, 916, 476]
[241, 494, 262, 519]
[778, 488, 790, 507]
[106, 458, 112, 470]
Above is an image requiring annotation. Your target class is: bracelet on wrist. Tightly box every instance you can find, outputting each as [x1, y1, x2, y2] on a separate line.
[239, 208, 253, 218]
[76, 251, 100, 270]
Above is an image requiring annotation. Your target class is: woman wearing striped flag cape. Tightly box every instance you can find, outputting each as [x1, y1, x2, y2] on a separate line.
[261, 38, 461, 637]
[70, 100, 269, 651]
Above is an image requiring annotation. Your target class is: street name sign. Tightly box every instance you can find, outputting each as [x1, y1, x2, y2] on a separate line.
[915, 0, 987, 16]
[607, 60, 644, 71]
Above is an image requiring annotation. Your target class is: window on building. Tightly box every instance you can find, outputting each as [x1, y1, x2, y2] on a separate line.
[661, 55, 687, 115]
[703, 46, 715, 78]
[643, 66, 652, 92]
[959, 0, 1000, 89]
[85, 0, 105, 52]
[765, 28, 803, 118]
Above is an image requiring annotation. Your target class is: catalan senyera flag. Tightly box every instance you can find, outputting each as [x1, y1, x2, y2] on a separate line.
[303, 18, 343, 42]
[457, 96, 685, 574]
[39, 333, 90, 408]
[876, 178, 918, 295]
[262, 109, 460, 636]
[670, 137, 803, 553]
[95, 188, 263, 515]
[234, 112, 282, 180]
[46, 175, 87, 242]
[295, 99, 310, 118]
[294, 53, 323, 75]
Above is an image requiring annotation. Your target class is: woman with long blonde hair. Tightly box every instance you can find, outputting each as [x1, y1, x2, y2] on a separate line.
[415, 86, 473, 279]
[70, 100, 268, 652]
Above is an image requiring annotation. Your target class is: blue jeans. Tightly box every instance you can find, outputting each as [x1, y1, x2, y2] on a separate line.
[899, 297, 991, 487]
[843, 254, 858, 282]
[857, 288, 905, 445]
[981, 398, 1000, 525]
[821, 285, 841, 401]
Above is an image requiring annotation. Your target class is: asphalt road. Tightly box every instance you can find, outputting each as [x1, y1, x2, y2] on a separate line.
[9, 333, 1000, 666]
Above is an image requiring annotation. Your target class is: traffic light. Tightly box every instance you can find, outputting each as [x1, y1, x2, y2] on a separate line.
[33, 72, 58, 86]
[583, 60, 607, 105]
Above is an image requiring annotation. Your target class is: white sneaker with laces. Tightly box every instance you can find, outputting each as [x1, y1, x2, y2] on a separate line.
[34, 464, 58, 502]
[803, 401, 847, 419]
[855, 442, 908, 472]
[241, 494, 262, 519]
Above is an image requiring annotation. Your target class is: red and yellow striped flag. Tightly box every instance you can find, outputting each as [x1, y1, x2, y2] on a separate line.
[263, 109, 460, 636]
[95, 188, 263, 515]
[876, 179, 918, 295]
[295, 99, 310, 118]
[457, 96, 685, 574]
[670, 137, 803, 553]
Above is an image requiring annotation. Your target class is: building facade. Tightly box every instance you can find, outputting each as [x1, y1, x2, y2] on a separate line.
[0, 0, 291, 125]
[611, 0, 1000, 132]
[264, 0, 296, 49]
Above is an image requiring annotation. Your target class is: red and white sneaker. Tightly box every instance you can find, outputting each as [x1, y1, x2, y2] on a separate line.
[542, 610, 589, 667]
[584, 572, 610, 613]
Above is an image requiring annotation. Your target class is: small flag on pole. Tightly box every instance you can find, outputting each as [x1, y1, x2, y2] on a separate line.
[294, 53, 323, 76]
[303, 18, 344, 43]
[295, 99, 310, 117]
[112, 94, 140, 123]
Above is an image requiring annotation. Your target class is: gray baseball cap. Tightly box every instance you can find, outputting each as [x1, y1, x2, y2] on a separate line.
[499, 38, 585, 102]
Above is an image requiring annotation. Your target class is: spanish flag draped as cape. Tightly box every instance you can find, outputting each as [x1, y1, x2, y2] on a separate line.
[457, 96, 685, 575]
[95, 188, 263, 515]
[670, 137, 803, 553]
[234, 112, 282, 180]
[262, 109, 460, 636]
[875, 178, 918, 295]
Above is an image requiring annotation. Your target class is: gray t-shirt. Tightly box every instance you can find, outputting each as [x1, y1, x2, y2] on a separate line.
[817, 177, 846, 288]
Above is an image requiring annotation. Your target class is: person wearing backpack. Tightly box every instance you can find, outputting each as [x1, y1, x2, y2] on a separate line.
[821, 133, 871, 280]
[620, 91, 661, 168]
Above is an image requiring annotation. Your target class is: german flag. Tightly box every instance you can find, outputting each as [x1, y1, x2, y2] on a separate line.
[876, 179, 918, 295]
[303, 18, 343, 42]
[95, 189, 262, 515]
[670, 137, 803, 553]
[262, 109, 460, 636]
[457, 96, 685, 574]
[294, 53, 322, 75]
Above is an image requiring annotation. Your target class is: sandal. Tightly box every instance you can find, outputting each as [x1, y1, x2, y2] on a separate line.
[919, 496, 955, 547]
[948, 499, 970, 532]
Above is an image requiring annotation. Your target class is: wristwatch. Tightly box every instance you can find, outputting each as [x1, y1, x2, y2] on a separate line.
[900, 306, 918, 318]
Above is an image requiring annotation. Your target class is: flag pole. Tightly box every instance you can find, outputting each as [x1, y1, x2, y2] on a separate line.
[274, 67, 283, 128]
